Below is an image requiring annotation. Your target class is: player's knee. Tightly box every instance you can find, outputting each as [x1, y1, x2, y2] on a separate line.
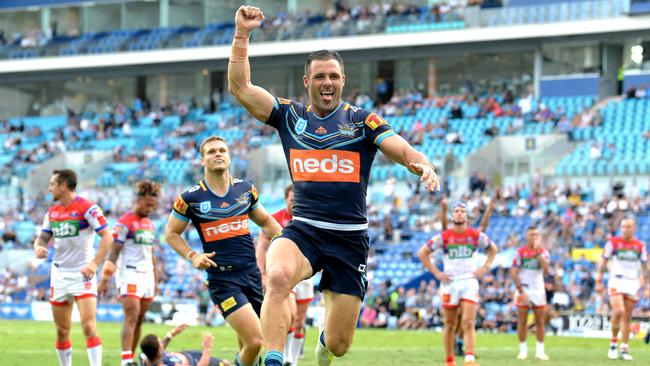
[81, 319, 97, 337]
[326, 333, 352, 357]
[461, 318, 475, 332]
[245, 335, 263, 354]
[266, 268, 292, 294]
[56, 325, 71, 340]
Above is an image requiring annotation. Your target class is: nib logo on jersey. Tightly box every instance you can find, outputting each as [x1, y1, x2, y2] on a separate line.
[51, 221, 80, 238]
[200, 215, 250, 241]
[290, 149, 360, 183]
[134, 230, 155, 245]
[446, 244, 475, 259]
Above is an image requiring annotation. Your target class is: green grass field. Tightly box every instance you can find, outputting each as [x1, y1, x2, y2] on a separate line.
[0, 320, 648, 365]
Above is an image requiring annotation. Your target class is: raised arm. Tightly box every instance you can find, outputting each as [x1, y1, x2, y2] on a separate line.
[478, 198, 495, 232]
[227, 6, 276, 122]
[440, 197, 448, 231]
[379, 134, 440, 192]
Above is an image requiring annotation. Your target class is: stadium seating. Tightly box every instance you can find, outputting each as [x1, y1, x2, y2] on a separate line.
[0, 0, 626, 60]
[555, 97, 650, 176]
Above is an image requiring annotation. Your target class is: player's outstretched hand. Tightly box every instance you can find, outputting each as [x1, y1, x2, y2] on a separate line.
[34, 246, 48, 259]
[235, 6, 265, 33]
[408, 162, 440, 192]
[191, 252, 218, 270]
[202, 331, 214, 350]
[80, 261, 98, 279]
[171, 323, 189, 337]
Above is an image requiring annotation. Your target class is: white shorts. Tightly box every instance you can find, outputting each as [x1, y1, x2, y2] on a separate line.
[441, 277, 479, 309]
[608, 276, 640, 302]
[49, 266, 97, 306]
[116, 267, 155, 300]
[292, 277, 314, 304]
[516, 285, 547, 308]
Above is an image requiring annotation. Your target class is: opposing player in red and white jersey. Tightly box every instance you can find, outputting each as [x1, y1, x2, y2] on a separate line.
[510, 225, 551, 361]
[257, 184, 314, 366]
[595, 217, 649, 361]
[33, 169, 113, 366]
[99, 180, 161, 366]
[418, 202, 498, 366]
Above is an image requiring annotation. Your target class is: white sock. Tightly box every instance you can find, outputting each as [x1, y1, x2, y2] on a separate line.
[621, 343, 629, 352]
[465, 353, 475, 362]
[86, 336, 102, 366]
[284, 330, 295, 363]
[519, 342, 528, 354]
[121, 350, 134, 365]
[536, 341, 544, 354]
[55, 341, 72, 366]
[290, 333, 305, 366]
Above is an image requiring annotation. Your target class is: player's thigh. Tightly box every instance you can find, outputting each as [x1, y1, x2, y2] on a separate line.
[51, 301, 74, 329]
[623, 297, 637, 318]
[609, 293, 625, 310]
[122, 296, 141, 320]
[267, 237, 313, 287]
[515, 290, 530, 308]
[76, 295, 98, 324]
[139, 298, 153, 316]
[226, 303, 263, 345]
[443, 306, 458, 327]
[323, 290, 362, 339]
[460, 300, 478, 323]
[533, 306, 546, 322]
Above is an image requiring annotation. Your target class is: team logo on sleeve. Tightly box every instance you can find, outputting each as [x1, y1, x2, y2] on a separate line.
[365, 113, 387, 130]
[173, 196, 188, 215]
[199, 201, 212, 214]
[295, 118, 307, 135]
[251, 185, 259, 200]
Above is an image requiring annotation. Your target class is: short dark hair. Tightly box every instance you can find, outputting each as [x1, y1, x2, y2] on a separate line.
[140, 334, 160, 361]
[304, 50, 344, 76]
[136, 180, 160, 197]
[526, 225, 538, 232]
[284, 184, 294, 198]
[199, 136, 228, 157]
[52, 169, 77, 191]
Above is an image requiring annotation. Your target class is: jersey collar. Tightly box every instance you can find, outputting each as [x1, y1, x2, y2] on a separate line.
[308, 101, 344, 120]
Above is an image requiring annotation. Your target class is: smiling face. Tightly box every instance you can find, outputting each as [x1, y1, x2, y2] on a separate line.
[304, 58, 345, 117]
[201, 139, 231, 173]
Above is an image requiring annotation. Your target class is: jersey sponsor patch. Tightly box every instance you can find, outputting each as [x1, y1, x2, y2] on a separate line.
[134, 229, 155, 245]
[446, 244, 475, 259]
[199, 215, 250, 241]
[127, 284, 137, 294]
[290, 149, 360, 183]
[51, 220, 80, 238]
[442, 293, 451, 304]
[365, 113, 387, 130]
[174, 196, 188, 215]
[220, 296, 237, 312]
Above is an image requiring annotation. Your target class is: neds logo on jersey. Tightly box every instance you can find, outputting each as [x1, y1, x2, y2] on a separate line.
[200, 215, 250, 241]
[290, 149, 360, 183]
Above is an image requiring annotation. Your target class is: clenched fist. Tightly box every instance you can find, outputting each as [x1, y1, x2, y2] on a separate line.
[235, 6, 265, 34]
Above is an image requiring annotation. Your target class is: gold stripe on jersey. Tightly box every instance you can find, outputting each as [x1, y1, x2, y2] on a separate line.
[199, 180, 207, 191]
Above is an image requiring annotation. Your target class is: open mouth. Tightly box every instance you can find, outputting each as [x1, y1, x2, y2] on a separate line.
[320, 91, 334, 102]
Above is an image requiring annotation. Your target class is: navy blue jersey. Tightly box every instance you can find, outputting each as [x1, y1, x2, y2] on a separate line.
[266, 98, 395, 229]
[172, 177, 259, 279]
[138, 350, 226, 366]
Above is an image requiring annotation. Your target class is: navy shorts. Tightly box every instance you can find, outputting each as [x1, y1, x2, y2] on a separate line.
[275, 219, 369, 299]
[207, 266, 263, 318]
